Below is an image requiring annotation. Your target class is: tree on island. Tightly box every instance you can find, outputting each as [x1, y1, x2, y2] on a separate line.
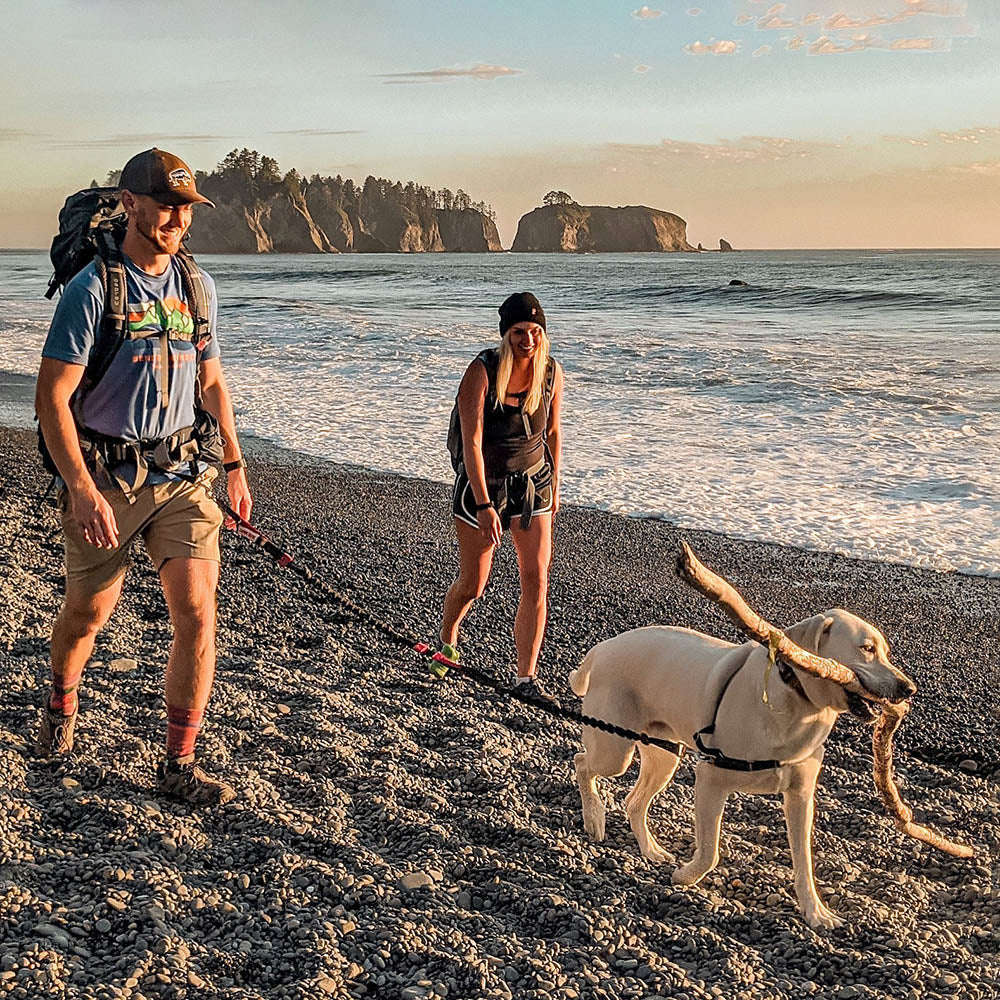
[543, 190, 576, 206]
[93, 148, 498, 228]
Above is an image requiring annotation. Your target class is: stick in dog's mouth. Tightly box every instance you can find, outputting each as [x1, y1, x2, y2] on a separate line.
[676, 542, 975, 860]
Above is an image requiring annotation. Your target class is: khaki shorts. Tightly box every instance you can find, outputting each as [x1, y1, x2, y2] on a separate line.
[60, 472, 223, 593]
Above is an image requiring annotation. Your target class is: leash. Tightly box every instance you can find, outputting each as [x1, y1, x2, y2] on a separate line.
[213, 494, 686, 757]
[4, 474, 993, 776]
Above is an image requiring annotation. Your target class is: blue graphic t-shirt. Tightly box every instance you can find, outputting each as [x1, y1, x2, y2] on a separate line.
[43, 254, 220, 443]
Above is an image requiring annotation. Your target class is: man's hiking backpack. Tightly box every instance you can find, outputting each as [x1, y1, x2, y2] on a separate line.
[447, 347, 556, 472]
[39, 187, 219, 479]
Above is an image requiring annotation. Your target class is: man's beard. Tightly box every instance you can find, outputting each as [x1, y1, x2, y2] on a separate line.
[138, 220, 185, 254]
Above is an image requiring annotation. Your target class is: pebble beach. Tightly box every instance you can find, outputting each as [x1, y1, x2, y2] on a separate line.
[2, 414, 1000, 1000]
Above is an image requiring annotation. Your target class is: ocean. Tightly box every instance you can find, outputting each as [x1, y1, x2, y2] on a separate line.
[1, 249, 997, 576]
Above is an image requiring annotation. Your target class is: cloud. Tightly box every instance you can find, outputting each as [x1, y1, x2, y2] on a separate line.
[752, 45, 772, 56]
[633, 64, 652, 73]
[883, 126, 1000, 146]
[807, 32, 949, 53]
[607, 134, 837, 163]
[378, 64, 523, 83]
[269, 129, 366, 136]
[632, 5, 663, 18]
[686, 7, 703, 15]
[685, 39, 740, 54]
[786, 34, 807, 49]
[0, 129, 41, 141]
[951, 160, 1000, 176]
[936, 127, 1000, 143]
[735, 14, 754, 24]
[882, 134, 932, 146]
[46, 133, 232, 148]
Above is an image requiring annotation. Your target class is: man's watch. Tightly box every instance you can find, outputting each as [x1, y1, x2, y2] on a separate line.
[223, 458, 246, 473]
[472, 500, 494, 512]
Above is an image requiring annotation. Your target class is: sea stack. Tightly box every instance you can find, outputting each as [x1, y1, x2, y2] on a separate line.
[511, 202, 696, 252]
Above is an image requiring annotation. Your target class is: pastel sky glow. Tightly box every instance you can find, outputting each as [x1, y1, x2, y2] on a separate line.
[1, 0, 998, 248]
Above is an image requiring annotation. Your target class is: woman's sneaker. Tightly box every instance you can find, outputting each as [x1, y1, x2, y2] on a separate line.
[430, 641, 460, 679]
[33, 707, 78, 757]
[514, 676, 550, 702]
[156, 754, 236, 806]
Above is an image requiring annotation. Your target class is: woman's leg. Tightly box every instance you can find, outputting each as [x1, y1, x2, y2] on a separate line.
[440, 519, 497, 647]
[510, 513, 553, 678]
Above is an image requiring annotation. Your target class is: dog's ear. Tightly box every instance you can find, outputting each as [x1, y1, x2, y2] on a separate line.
[784, 614, 834, 653]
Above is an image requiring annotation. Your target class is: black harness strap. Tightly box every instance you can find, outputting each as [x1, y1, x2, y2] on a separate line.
[692, 651, 809, 772]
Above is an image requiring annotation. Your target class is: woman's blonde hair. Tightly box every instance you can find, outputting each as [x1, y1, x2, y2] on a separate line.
[494, 325, 551, 415]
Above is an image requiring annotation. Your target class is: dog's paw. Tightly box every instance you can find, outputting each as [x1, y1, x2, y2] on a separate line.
[639, 844, 672, 864]
[582, 813, 606, 842]
[671, 861, 707, 886]
[802, 901, 844, 931]
[637, 836, 672, 864]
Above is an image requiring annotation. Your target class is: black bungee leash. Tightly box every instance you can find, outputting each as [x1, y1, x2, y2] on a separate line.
[212, 492, 686, 758]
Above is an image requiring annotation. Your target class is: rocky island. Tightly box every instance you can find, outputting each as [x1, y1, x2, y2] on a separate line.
[177, 149, 503, 254]
[511, 193, 695, 253]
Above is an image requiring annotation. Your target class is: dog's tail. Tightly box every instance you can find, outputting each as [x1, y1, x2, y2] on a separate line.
[568, 648, 597, 697]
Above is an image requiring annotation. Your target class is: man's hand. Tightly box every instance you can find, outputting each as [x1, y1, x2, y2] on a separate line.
[477, 506, 502, 547]
[69, 486, 119, 549]
[225, 467, 253, 529]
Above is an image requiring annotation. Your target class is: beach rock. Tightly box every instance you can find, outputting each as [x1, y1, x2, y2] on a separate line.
[720, 238, 736, 251]
[511, 203, 696, 252]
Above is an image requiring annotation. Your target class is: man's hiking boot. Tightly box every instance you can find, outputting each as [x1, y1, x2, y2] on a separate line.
[34, 706, 78, 757]
[156, 754, 236, 806]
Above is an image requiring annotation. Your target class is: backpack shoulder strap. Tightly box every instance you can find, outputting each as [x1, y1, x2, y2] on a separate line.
[173, 249, 212, 346]
[80, 233, 128, 393]
[476, 348, 499, 401]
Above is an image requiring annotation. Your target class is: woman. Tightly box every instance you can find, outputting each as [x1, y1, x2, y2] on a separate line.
[439, 292, 564, 696]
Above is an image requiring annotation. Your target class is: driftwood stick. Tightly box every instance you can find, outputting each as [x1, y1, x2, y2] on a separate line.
[872, 702, 975, 858]
[677, 541, 975, 860]
[676, 542, 870, 697]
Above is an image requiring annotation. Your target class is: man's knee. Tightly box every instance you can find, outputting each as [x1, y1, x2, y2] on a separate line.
[57, 602, 108, 641]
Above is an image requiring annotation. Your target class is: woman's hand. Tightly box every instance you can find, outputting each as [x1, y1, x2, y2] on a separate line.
[477, 505, 503, 546]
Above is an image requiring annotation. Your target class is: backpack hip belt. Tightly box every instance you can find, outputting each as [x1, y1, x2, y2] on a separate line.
[78, 411, 224, 502]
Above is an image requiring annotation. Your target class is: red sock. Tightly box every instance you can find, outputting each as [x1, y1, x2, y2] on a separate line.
[49, 676, 82, 715]
[166, 706, 204, 759]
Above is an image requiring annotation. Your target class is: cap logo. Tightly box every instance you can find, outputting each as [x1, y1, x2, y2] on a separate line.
[167, 167, 193, 189]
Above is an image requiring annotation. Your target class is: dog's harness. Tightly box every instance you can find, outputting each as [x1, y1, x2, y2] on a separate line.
[692, 648, 807, 772]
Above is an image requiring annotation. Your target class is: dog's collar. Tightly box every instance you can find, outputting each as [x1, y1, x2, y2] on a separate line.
[778, 658, 808, 701]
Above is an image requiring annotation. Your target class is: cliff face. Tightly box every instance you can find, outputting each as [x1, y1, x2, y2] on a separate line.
[511, 204, 695, 253]
[437, 209, 504, 252]
[188, 187, 499, 254]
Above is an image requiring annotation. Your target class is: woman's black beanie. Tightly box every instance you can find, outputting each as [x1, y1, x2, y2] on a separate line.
[498, 292, 546, 335]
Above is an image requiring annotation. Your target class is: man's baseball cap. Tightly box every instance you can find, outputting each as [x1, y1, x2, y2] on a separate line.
[119, 148, 215, 207]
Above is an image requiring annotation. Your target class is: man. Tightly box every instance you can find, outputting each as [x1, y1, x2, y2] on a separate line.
[34, 148, 251, 806]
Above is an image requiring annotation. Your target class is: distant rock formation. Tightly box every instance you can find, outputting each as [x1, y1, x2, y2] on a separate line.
[510, 203, 695, 253]
[719, 239, 736, 252]
[437, 209, 504, 252]
[184, 150, 502, 254]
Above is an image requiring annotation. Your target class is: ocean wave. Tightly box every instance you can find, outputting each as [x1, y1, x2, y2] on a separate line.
[619, 282, 983, 311]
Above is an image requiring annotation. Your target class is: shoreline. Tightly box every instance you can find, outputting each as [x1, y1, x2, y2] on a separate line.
[1, 422, 999, 998]
[4, 368, 995, 582]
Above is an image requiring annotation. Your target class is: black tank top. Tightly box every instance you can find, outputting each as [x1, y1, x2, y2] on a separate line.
[476, 348, 554, 478]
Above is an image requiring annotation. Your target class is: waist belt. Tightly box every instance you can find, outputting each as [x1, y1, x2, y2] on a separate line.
[494, 457, 547, 530]
[80, 425, 202, 503]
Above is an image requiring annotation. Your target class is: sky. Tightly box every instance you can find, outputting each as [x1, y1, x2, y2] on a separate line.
[2, 0, 998, 249]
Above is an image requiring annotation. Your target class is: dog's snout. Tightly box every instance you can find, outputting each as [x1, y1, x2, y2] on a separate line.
[894, 674, 917, 702]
